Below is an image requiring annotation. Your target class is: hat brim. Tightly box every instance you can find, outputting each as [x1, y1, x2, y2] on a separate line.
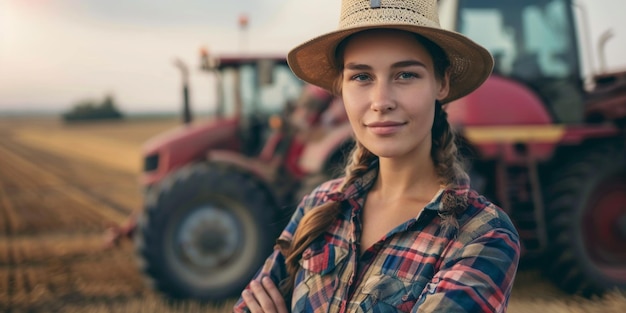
[287, 24, 493, 104]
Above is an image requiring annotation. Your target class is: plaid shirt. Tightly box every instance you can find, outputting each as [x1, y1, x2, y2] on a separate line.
[234, 166, 520, 313]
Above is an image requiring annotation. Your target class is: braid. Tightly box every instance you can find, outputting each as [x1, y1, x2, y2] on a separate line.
[279, 142, 376, 295]
[415, 32, 469, 229]
[431, 100, 468, 228]
[277, 30, 467, 296]
[339, 141, 376, 189]
[431, 101, 463, 181]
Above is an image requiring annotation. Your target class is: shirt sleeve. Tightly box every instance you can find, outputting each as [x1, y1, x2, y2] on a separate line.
[232, 192, 312, 313]
[413, 226, 520, 313]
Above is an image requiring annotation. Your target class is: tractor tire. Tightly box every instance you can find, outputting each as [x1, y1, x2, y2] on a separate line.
[544, 140, 626, 296]
[135, 162, 279, 302]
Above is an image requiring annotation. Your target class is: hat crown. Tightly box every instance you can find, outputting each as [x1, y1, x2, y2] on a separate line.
[339, 0, 440, 30]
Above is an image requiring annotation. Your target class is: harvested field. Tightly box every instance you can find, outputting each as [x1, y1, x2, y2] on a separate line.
[0, 117, 624, 312]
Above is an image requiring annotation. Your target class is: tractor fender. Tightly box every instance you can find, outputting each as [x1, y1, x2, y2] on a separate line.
[586, 93, 626, 126]
[446, 75, 552, 126]
[298, 122, 354, 175]
[586, 69, 626, 125]
[141, 117, 240, 186]
[446, 75, 556, 163]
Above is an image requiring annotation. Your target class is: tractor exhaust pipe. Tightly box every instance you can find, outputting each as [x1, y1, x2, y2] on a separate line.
[174, 58, 193, 125]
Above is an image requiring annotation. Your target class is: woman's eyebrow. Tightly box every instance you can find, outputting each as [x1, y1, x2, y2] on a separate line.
[391, 60, 426, 68]
[344, 60, 426, 70]
[344, 63, 371, 70]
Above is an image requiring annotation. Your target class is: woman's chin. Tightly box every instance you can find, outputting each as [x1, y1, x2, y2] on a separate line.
[364, 145, 408, 159]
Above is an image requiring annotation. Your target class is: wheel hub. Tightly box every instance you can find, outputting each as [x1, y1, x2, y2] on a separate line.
[199, 230, 225, 251]
[177, 205, 241, 268]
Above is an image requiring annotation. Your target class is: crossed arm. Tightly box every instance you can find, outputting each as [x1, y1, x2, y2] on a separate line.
[235, 227, 519, 313]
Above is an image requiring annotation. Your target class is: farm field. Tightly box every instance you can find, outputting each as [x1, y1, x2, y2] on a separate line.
[0, 117, 624, 312]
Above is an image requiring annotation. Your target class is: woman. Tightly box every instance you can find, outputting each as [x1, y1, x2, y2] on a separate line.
[234, 0, 520, 312]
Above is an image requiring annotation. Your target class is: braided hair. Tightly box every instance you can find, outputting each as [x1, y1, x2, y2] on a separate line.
[279, 31, 468, 295]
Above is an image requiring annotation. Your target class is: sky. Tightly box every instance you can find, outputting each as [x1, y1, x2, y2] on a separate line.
[1, 0, 625, 114]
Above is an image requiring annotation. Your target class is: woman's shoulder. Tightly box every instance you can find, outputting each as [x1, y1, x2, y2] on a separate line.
[456, 190, 519, 240]
[299, 177, 345, 211]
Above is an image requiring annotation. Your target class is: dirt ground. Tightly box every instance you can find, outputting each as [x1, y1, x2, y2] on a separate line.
[0, 117, 624, 313]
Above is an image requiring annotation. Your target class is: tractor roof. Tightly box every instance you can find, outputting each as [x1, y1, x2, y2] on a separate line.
[217, 54, 288, 68]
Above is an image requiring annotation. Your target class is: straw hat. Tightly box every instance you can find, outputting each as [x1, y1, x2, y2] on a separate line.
[287, 0, 493, 103]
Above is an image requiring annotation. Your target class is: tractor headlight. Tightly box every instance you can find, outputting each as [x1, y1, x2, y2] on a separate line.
[144, 154, 159, 172]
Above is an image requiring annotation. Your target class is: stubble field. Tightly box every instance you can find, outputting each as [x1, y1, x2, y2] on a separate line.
[0, 117, 624, 312]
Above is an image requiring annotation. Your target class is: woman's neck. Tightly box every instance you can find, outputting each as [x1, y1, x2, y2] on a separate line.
[374, 150, 442, 202]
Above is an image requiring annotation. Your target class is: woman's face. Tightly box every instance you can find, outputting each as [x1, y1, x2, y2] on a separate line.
[341, 30, 449, 160]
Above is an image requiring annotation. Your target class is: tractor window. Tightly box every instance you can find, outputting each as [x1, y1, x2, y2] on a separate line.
[219, 68, 238, 117]
[522, 1, 570, 78]
[257, 65, 302, 114]
[220, 63, 302, 117]
[239, 65, 257, 115]
[458, 8, 517, 76]
[456, 0, 579, 81]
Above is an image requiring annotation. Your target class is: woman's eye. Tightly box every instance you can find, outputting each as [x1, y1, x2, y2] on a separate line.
[398, 72, 418, 80]
[350, 73, 370, 82]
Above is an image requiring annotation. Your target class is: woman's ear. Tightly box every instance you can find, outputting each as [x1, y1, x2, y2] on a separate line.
[436, 71, 450, 101]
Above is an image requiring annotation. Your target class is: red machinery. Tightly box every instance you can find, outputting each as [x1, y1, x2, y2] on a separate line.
[440, 0, 626, 296]
[131, 53, 353, 301]
[127, 0, 625, 301]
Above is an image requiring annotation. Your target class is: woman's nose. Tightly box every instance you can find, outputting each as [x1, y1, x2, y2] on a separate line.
[370, 81, 396, 112]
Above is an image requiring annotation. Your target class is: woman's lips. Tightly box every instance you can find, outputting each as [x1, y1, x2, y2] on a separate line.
[365, 121, 406, 135]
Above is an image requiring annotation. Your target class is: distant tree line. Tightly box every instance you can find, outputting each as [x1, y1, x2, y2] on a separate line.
[62, 94, 124, 122]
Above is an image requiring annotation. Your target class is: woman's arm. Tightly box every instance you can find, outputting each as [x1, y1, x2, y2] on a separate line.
[232, 207, 304, 313]
[233, 249, 290, 313]
[233, 184, 327, 313]
[241, 275, 289, 313]
[414, 226, 520, 313]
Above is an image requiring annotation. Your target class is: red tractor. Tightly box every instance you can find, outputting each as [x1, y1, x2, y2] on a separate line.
[130, 53, 353, 301]
[124, 0, 625, 302]
[439, 0, 626, 296]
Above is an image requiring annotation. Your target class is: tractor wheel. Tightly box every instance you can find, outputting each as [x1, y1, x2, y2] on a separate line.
[545, 140, 626, 296]
[135, 162, 278, 302]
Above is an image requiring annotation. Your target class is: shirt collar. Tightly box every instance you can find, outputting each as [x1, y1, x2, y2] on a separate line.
[326, 161, 378, 202]
[327, 160, 471, 212]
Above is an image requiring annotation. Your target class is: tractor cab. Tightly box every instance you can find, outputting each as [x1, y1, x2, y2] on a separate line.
[201, 52, 303, 155]
[439, 0, 585, 123]
[141, 54, 304, 187]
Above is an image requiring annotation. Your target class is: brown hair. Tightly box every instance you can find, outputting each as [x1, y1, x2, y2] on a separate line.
[278, 141, 376, 294]
[280, 30, 467, 295]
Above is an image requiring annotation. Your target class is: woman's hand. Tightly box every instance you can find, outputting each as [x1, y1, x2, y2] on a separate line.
[241, 276, 288, 313]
